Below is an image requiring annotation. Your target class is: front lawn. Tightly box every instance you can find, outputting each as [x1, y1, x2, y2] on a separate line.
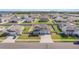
[0, 32, 7, 41]
[23, 26, 31, 33]
[53, 25, 61, 33]
[17, 26, 40, 42]
[51, 33, 77, 42]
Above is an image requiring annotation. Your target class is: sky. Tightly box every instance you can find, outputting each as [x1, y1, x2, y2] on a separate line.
[0, 0, 79, 11]
[0, 9, 79, 12]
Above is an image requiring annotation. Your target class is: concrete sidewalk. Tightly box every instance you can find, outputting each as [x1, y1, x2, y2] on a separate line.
[40, 35, 53, 43]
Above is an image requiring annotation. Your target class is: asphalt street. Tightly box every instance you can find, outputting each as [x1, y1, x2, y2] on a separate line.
[0, 42, 79, 49]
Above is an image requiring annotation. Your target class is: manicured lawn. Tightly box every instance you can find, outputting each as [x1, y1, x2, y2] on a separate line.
[37, 21, 49, 24]
[22, 22, 32, 24]
[17, 26, 40, 42]
[53, 25, 61, 33]
[51, 33, 77, 42]
[32, 19, 39, 24]
[17, 34, 28, 41]
[34, 18, 52, 24]
[15, 14, 26, 17]
[8, 22, 32, 24]
[51, 19, 62, 33]
[23, 26, 31, 33]
[0, 26, 9, 28]
[0, 26, 9, 41]
[48, 18, 53, 24]
[17, 34, 40, 41]
[52, 19, 57, 24]
[28, 36, 40, 39]
[0, 32, 6, 41]
[17, 26, 30, 40]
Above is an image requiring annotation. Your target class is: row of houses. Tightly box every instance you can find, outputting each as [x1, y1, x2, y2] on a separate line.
[58, 22, 79, 37]
[0, 13, 51, 23]
[3, 24, 24, 38]
[51, 13, 79, 37]
[0, 14, 35, 23]
[54, 16, 79, 23]
[0, 13, 10, 23]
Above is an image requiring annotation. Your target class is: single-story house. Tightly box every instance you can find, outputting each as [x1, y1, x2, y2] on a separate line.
[39, 15, 49, 22]
[59, 22, 76, 36]
[23, 16, 34, 23]
[4, 25, 24, 37]
[67, 16, 79, 22]
[28, 14, 37, 19]
[9, 15, 20, 23]
[54, 16, 67, 22]
[29, 25, 50, 36]
[0, 16, 9, 23]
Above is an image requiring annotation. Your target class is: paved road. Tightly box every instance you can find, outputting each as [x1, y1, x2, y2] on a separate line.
[0, 23, 57, 26]
[40, 35, 53, 43]
[0, 42, 79, 49]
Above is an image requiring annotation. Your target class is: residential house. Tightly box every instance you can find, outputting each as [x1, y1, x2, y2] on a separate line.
[72, 26, 79, 37]
[23, 15, 34, 23]
[4, 25, 24, 37]
[29, 25, 50, 36]
[54, 16, 67, 24]
[9, 15, 20, 23]
[39, 15, 49, 22]
[59, 22, 79, 36]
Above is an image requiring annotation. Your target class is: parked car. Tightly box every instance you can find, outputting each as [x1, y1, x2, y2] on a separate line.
[74, 41, 79, 44]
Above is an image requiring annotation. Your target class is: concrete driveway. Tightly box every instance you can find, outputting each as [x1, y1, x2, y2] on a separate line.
[1, 36, 19, 43]
[40, 35, 53, 43]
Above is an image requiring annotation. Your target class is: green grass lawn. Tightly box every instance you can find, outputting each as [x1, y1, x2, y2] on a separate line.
[32, 19, 40, 24]
[36, 21, 49, 24]
[17, 34, 40, 42]
[21, 22, 33, 24]
[0, 32, 6, 41]
[0, 26, 9, 41]
[36, 18, 53, 24]
[23, 26, 31, 33]
[17, 26, 30, 40]
[15, 14, 26, 18]
[0, 26, 9, 28]
[17, 34, 28, 41]
[33, 18, 52, 24]
[51, 33, 77, 42]
[17, 26, 40, 42]
[48, 18, 54, 24]
[53, 25, 61, 33]
[28, 36, 40, 39]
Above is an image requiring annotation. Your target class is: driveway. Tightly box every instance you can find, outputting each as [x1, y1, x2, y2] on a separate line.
[40, 35, 53, 43]
[1, 36, 19, 43]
